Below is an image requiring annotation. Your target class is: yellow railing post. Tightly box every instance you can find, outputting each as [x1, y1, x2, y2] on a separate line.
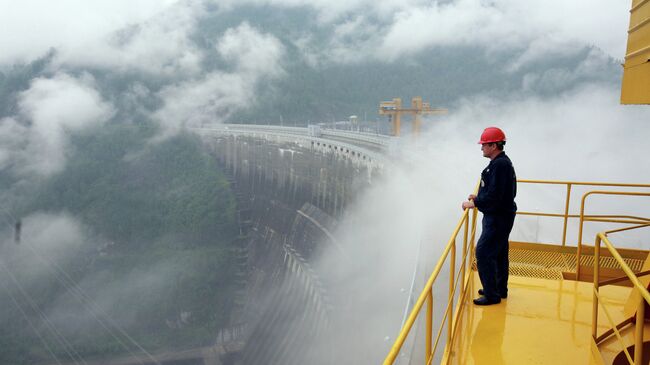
[577, 191, 595, 281]
[562, 183, 572, 246]
[577, 194, 587, 280]
[592, 234, 600, 340]
[462, 217, 469, 288]
[471, 209, 478, 264]
[426, 289, 432, 364]
[447, 241, 456, 354]
[634, 293, 645, 365]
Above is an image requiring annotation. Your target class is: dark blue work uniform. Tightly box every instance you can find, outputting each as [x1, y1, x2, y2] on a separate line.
[473, 152, 517, 301]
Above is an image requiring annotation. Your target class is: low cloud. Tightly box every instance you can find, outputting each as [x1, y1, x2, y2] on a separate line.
[153, 72, 250, 135]
[1, 73, 114, 177]
[0, 0, 183, 66]
[1, 1, 630, 72]
[0, 211, 172, 340]
[217, 22, 285, 76]
[54, 1, 205, 77]
[0, 212, 88, 278]
[153, 22, 284, 137]
[374, 0, 626, 66]
[520, 49, 618, 93]
[0, 118, 28, 171]
[227, 0, 629, 67]
[19, 212, 86, 254]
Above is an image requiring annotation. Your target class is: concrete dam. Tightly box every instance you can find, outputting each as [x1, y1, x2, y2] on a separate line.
[196, 125, 390, 364]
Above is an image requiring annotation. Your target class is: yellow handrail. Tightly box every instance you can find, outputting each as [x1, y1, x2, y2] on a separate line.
[516, 179, 650, 188]
[516, 180, 649, 281]
[517, 180, 650, 248]
[384, 179, 649, 365]
[592, 230, 650, 364]
[383, 206, 478, 364]
[576, 191, 650, 279]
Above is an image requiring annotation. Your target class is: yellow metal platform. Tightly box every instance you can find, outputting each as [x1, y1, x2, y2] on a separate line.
[383, 180, 650, 365]
[449, 273, 640, 365]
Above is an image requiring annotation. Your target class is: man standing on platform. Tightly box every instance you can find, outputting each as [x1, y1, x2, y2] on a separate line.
[462, 127, 517, 305]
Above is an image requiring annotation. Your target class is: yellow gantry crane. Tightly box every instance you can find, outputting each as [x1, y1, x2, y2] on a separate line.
[378, 97, 447, 136]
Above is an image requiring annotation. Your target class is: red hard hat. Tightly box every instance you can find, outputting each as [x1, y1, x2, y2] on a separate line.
[478, 127, 506, 144]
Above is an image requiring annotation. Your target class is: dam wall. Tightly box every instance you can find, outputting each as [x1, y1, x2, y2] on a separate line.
[200, 132, 382, 364]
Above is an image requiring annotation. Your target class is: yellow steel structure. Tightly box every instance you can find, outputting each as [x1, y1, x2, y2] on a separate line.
[451, 274, 636, 364]
[593, 230, 650, 365]
[383, 180, 650, 365]
[378, 97, 447, 136]
[621, 0, 650, 104]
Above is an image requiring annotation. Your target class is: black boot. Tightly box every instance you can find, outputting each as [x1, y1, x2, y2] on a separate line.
[478, 288, 507, 299]
[473, 296, 501, 305]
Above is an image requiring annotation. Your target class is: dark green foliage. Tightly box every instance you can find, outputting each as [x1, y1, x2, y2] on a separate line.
[31, 124, 237, 248]
[231, 45, 621, 124]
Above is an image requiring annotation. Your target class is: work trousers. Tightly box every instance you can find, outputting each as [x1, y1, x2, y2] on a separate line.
[476, 213, 515, 301]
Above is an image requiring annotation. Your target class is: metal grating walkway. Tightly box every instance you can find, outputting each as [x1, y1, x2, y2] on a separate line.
[473, 245, 646, 281]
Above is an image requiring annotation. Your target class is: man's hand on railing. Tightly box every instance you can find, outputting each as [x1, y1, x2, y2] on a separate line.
[462, 194, 477, 210]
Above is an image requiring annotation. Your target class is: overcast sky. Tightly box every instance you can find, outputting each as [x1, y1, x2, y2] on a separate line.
[0, 0, 632, 67]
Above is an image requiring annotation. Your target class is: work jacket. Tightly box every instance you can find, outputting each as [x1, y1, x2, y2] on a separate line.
[473, 152, 517, 215]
